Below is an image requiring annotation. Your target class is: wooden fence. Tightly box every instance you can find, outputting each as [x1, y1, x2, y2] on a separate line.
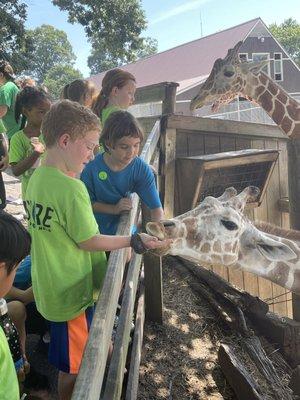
[71, 82, 177, 400]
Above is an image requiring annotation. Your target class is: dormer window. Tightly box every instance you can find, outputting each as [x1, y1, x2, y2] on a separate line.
[252, 53, 270, 76]
[274, 53, 283, 81]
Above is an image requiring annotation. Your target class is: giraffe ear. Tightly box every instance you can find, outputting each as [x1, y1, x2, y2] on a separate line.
[146, 221, 166, 240]
[256, 236, 297, 261]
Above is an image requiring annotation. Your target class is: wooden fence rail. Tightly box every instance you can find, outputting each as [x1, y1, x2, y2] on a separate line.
[72, 81, 178, 400]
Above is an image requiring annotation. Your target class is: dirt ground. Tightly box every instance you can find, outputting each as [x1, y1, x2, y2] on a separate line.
[138, 259, 236, 400]
[3, 171, 294, 400]
[138, 259, 294, 400]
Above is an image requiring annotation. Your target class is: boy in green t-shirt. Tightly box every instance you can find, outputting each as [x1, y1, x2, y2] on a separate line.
[0, 210, 31, 400]
[24, 99, 171, 399]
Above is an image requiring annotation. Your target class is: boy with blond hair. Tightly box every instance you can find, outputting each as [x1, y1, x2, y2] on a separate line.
[24, 100, 170, 399]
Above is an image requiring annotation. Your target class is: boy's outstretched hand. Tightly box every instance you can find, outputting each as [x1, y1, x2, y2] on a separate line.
[130, 233, 172, 254]
[139, 233, 172, 250]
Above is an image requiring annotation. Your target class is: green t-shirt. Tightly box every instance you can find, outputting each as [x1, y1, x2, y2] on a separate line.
[0, 81, 20, 139]
[9, 130, 44, 199]
[101, 105, 120, 125]
[0, 119, 5, 134]
[24, 166, 107, 322]
[0, 327, 19, 400]
[99, 105, 120, 152]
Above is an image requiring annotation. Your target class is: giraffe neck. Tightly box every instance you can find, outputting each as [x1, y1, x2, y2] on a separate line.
[237, 236, 300, 295]
[244, 73, 300, 138]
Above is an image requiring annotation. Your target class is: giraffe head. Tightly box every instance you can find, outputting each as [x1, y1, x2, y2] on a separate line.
[146, 186, 260, 266]
[146, 186, 295, 275]
[190, 41, 269, 112]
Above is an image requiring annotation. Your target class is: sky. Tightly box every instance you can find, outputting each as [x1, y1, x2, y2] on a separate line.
[25, 0, 300, 78]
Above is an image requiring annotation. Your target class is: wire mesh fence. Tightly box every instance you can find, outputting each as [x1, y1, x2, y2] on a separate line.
[197, 161, 272, 204]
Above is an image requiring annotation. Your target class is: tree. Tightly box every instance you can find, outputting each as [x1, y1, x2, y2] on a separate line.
[135, 37, 158, 60]
[43, 64, 83, 100]
[0, 0, 33, 72]
[269, 18, 300, 66]
[52, 0, 157, 73]
[25, 24, 76, 82]
[87, 36, 158, 75]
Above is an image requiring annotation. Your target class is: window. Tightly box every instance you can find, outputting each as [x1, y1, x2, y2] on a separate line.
[274, 53, 283, 81]
[239, 53, 248, 62]
[252, 53, 270, 75]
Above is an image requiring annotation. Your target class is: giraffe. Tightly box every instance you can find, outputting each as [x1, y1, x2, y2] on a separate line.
[146, 186, 300, 295]
[190, 41, 300, 138]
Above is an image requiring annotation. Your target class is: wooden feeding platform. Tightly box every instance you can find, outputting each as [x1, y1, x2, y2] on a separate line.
[175, 149, 279, 214]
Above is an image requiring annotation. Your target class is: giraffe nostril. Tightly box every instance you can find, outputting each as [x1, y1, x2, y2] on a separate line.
[221, 219, 238, 231]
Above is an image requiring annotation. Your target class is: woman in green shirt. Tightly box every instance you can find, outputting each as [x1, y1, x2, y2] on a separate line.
[0, 60, 20, 140]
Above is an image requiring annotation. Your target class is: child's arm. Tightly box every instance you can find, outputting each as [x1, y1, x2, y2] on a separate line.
[150, 207, 165, 222]
[5, 286, 34, 305]
[78, 233, 171, 252]
[11, 150, 41, 176]
[11, 141, 44, 176]
[0, 133, 8, 171]
[92, 197, 133, 215]
[0, 105, 8, 118]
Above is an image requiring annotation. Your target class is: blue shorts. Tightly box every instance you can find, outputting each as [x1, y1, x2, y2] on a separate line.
[48, 306, 94, 374]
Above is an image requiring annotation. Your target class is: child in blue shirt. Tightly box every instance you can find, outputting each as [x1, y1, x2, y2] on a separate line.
[81, 111, 164, 235]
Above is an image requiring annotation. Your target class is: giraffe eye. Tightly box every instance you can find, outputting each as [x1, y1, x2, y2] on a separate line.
[223, 70, 235, 78]
[221, 219, 238, 231]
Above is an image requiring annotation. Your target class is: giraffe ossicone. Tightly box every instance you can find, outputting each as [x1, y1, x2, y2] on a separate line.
[147, 186, 300, 294]
[190, 41, 300, 138]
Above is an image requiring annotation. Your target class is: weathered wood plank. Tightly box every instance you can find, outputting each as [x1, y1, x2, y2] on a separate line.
[102, 253, 142, 399]
[251, 139, 275, 313]
[167, 115, 286, 140]
[162, 128, 177, 219]
[125, 276, 145, 400]
[218, 344, 263, 400]
[134, 82, 178, 105]
[265, 139, 288, 317]
[144, 253, 163, 324]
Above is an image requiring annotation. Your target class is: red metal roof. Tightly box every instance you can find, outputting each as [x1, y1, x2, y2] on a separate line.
[89, 18, 261, 89]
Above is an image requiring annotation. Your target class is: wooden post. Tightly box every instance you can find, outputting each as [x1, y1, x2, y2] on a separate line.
[143, 252, 163, 324]
[287, 139, 300, 321]
[141, 203, 163, 324]
[162, 82, 178, 115]
[160, 127, 177, 218]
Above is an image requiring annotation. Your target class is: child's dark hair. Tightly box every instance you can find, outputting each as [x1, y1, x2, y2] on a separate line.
[0, 60, 15, 81]
[0, 210, 31, 275]
[15, 86, 51, 129]
[100, 111, 143, 152]
[93, 69, 136, 120]
[61, 79, 96, 106]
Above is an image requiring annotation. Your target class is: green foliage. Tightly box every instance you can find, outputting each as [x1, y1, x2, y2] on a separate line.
[269, 18, 300, 66]
[26, 24, 76, 82]
[87, 36, 158, 75]
[52, 0, 157, 73]
[0, 0, 33, 72]
[43, 64, 83, 100]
